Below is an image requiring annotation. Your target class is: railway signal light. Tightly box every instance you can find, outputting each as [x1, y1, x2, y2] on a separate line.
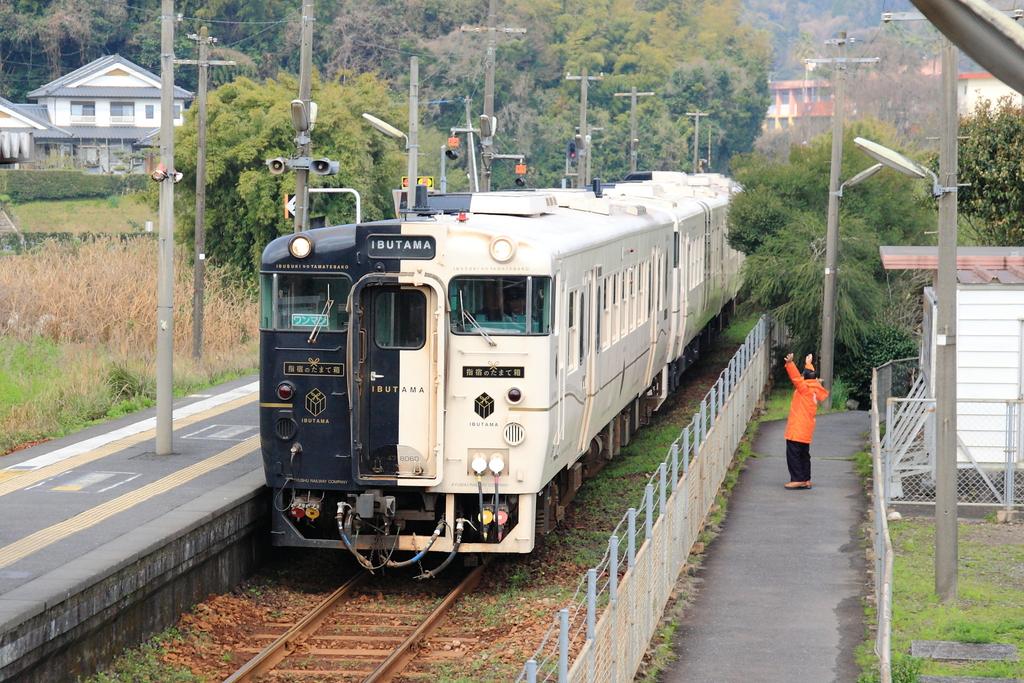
[566, 140, 577, 164]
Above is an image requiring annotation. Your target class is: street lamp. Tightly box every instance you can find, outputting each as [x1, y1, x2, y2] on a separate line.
[854, 134, 960, 601]
[361, 112, 407, 142]
[854, 136, 943, 196]
[819, 161, 885, 391]
[362, 112, 415, 212]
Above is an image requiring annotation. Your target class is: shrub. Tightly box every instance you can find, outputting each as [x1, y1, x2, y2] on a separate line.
[0, 170, 143, 203]
[836, 323, 918, 404]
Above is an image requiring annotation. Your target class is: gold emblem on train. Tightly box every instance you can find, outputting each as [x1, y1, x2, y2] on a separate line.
[305, 388, 327, 416]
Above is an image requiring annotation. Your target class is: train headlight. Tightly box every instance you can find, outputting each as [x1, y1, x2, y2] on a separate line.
[289, 234, 313, 259]
[489, 236, 516, 263]
[506, 387, 522, 404]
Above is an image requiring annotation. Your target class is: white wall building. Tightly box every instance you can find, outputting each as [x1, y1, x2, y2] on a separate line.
[0, 55, 191, 172]
[959, 71, 1022, 115]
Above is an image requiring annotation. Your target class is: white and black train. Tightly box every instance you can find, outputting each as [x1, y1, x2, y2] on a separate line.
[259, 172, 743, 575]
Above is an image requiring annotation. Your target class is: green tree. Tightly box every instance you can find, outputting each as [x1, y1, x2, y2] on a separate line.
[958, 98, 1024, 246]
[172, 72, 403, 277]
[729, 119, 935, 391]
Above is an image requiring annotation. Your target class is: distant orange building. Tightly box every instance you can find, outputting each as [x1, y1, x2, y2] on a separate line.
[764, 79, 834, 131]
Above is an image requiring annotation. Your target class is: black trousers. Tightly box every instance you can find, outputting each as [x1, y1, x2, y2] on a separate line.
[786, 439, 811, 482]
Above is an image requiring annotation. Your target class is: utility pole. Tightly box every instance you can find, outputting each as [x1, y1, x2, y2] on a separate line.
[807, 33, 879, 391]
[460, 2, 525, 192]
[685, 111, 708, 173]
[406, 56, 418, 212]
[463, 97, 479, 192]
[177, 27, 235, 360]
[935, 35, 960, 604]
[155, 0, 175, 456]
[293, 0, 314, 232]
[613, 87, 655, 173]
[565, 68, 603, 187]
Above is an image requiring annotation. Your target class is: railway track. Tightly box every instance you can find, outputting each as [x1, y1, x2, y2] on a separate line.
[224, 563, 486, 682]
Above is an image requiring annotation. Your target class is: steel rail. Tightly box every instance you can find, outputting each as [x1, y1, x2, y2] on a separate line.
[364, 563, 486, 682]
[223, 571, 368, 682]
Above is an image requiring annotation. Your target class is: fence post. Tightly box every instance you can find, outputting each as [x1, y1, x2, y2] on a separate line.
[627, 507, 637, 569]
[710, 387, 718, 423]
[587, 567, 597, 679]
[700, 399, 708, 443]
[526, 659, 537, 683]
[659, 463, 667, 519]
[671, 443, 679, 491]
[558, 608, 569, 682]
[609, 535, 619, 682]
[645, 484, 654, 539]
[884, 398, 894, 505]
[683, 427, 691, 474]
[1005, 402, 1016, 512]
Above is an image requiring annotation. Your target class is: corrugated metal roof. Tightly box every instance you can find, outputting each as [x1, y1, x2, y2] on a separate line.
[880, 246, 1024, 284]
[33, 126, 154, 141]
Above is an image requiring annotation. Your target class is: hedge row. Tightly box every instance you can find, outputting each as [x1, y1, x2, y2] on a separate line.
[0, 231, 154, 253]
[0, 171, 147, 202]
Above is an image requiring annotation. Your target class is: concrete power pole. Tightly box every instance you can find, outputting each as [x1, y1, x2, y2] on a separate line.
[460, 3, 525, 192]
[613, 87, 655, 173]
[565, 68, 603, 187]
[156, 0, 175, 456]
[178, 27, 235, 360]
[407, 56, 419, 212]
[685, 111, 708, 173]
[809, 33, 878, 391]
[935, 37, 959, 602]
[293, 0, 314, 232]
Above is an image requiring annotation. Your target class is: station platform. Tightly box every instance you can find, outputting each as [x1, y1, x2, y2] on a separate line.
[0, 376, 267, 682]
[662, 411, 870, 683]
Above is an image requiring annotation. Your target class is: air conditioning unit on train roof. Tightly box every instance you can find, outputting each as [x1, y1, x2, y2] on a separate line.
[468, 192, 557, 216]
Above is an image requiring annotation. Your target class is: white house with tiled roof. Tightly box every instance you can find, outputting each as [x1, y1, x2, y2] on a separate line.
[0, 55, 191, 171]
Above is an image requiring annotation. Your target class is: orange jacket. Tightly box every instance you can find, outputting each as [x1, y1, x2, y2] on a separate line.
[784, 360, 830, 444]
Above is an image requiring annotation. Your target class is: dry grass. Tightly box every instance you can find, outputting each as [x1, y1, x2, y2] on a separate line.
[0, 238, 258, 453]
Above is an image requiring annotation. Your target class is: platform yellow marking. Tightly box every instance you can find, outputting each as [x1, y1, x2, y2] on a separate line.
[0, 394, 255, 498]
[51, 485, 82, 492]
[0, 436, 259, 570]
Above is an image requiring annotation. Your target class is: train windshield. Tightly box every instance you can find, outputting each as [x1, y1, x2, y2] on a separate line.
[449, 276, 551, 335]
[260, 273, 351, 331]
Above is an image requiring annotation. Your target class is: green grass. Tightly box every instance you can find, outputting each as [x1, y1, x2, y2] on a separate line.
[0, 334, 256, 455]
[86, 627, 200, 683]
[856, 519, 1024, 681]
[10, 195, 154, 233]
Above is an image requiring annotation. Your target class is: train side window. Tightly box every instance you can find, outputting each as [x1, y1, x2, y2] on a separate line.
[578, 293, 586, 368]
[373, 288, 426, 350]
[595, 284, 602, 351]
[601, 278, 611, 350]
[673, 232, 680, 268]
[567, 291, 578, 371]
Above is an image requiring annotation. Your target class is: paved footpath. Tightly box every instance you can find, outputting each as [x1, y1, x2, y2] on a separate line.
[661, 411, 870, 683]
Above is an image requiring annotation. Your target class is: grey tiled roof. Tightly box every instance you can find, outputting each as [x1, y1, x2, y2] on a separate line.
[8, 103, 51, 127]
[33, 126, 156, 141]
[27, 55, 192, 99]
[34, 87, 188, 99]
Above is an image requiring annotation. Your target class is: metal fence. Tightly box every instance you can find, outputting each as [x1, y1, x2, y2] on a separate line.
[870, 366, 895, 683]
[517, 315, 780, 682]
[883, 391, 1023, 511]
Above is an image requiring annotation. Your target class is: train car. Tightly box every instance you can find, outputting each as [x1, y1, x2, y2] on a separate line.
[259, 171, 742, 573]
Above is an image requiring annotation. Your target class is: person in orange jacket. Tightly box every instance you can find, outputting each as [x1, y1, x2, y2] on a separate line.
[783, 352, 830, 490]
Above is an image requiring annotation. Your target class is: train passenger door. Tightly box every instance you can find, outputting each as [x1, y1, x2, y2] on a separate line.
[352, 280, 443, 482]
